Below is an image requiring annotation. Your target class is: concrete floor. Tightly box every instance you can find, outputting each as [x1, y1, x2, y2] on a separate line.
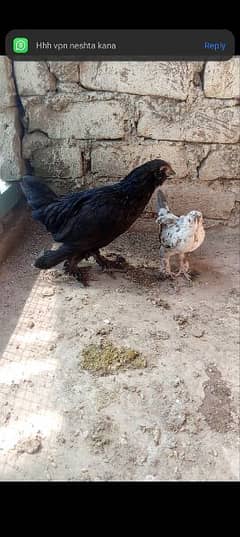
[0, 214, 239, 481]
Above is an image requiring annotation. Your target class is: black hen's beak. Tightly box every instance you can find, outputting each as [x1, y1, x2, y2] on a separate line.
[166, 168, 176, 179]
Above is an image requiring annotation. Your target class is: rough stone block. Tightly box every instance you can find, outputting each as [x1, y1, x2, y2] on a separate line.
[91, 142, 188, 178]
[22, 131, 50, 159]
[0, 108, 25, 180]
[48, 62, 79, 82]
[14, 61, 56, 95]
[160, 182, 236, 220]
[204, 59, 240, 99]
[26, 100, 126, 139]
[137, 99, 239, 143]
[80, 61, 198, 100]
[199, 146, 240, 180]
[56, 82, 82, 94]
[28, 141, 84, 178]
[0, 56, 16, 109]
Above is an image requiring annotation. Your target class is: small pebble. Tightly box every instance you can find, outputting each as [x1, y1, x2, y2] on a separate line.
[16, 436, 42, 454]
[42, 288, 55, 297]
[192, 328, 205, 338]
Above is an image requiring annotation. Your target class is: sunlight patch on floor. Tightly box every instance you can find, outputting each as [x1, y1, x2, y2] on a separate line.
[0, 359, 58, 385]
[0, 275, 62, 469]
[0, 411, 63, 452]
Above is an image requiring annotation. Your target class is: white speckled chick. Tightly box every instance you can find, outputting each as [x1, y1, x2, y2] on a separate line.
[156, 190, 205, 280]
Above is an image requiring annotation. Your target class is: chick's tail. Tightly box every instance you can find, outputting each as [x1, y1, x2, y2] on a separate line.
[156, 189, 170, 212]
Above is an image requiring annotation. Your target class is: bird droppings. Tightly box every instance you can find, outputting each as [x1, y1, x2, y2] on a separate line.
[89, 416, 115, 451]
[1, 410, 11, 425]
[125, 266, 159, 288]
[140, 425, 161, 446]
[81, 340, 146, 375]
[56, 434, 66, 445]
[167, 409, 187, 432]
[173, 308, 198, 328]
[149, 329, 170, 340]
[199, 365, 233, 433]
[96, 326, 113, 336]
[173, 313, 190, 326]
[173, 377, 182, 387]
[150, 298, 171, 309]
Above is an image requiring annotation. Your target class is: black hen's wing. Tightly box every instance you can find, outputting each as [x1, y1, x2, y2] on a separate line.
[41, 186, 133, 251]
[41, 190, 93, 239]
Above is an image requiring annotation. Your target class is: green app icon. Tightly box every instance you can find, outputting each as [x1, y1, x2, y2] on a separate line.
[13, 37, 29, 54]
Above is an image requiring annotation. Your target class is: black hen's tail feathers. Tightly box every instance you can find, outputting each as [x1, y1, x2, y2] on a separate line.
[20, 176, 58, 211]
[34, 244, 75, 269]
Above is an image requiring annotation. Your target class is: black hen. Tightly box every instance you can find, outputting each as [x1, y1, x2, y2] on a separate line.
[20, 159, 175, 284]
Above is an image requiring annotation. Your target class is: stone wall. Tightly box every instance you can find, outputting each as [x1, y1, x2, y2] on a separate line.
[1, 57, 240, 224]
[0, 57, 25, 180]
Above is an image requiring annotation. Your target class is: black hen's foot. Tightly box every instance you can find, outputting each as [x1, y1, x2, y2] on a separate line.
[189, 269, 200, 280]
[107, 253, 127, 267]
[93, 251, 127, 271]
[63, 261, 89, 286]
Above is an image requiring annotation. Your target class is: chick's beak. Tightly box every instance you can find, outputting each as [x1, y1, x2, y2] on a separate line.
[194, 213, 202, 223]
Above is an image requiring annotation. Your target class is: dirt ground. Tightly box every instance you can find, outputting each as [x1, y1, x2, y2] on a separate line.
[0, 213, 239, 481]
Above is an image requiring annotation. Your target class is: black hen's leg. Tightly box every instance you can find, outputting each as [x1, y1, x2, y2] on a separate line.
[92, 250, 127, 271]
[63, 256, 89, 286]
[34, 245, 89, 286]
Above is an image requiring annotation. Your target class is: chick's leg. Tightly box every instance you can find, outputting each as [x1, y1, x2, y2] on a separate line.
[164, 256, 177, 279]
[92, 250, 127, 271]
[159, 247, 176, 279]
[175, 253, 191, 280]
